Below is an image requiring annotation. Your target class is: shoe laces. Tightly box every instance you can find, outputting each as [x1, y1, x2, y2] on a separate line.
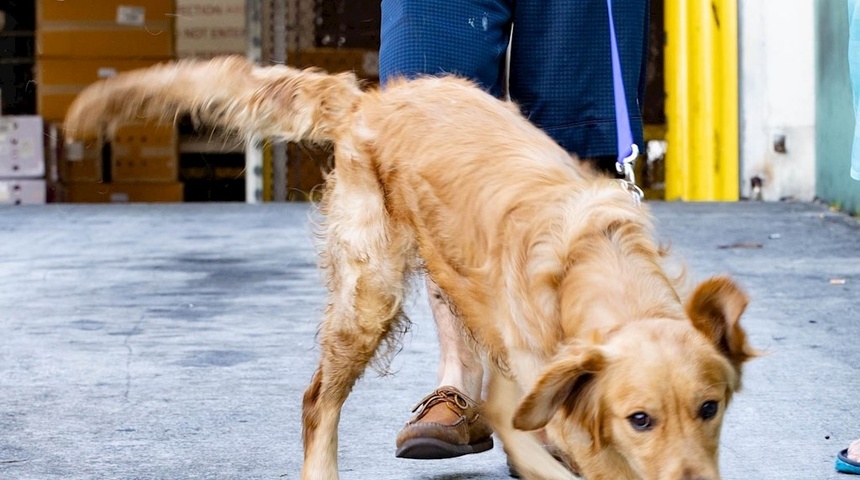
[411, 387, 476, 416]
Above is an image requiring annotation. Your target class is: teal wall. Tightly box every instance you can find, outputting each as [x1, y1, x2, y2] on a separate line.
[816, 0, 860, 213]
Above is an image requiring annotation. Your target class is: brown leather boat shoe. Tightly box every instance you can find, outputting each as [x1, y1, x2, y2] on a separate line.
[395, 386, 494, 459]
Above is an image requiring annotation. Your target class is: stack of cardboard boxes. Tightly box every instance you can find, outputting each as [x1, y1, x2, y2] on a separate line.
[36, 0, 183, 202]
[174, 0, 248, 202]
[175, 0, 246, 59]
[280, 0, 380, 198]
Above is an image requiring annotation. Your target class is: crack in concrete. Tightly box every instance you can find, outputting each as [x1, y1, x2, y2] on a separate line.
[122, 314, 145, 402]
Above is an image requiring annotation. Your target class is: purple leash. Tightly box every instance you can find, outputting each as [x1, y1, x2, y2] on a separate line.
[606, 0, 642, 200]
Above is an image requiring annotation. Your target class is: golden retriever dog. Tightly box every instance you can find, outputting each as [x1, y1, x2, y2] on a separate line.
[64, 56, 756, 480]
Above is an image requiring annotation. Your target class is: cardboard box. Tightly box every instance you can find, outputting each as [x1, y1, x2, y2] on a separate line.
[37, 0, 174, 58]
[0, 116, 45, 177]
[111, 123, 178, 182]
[0, 178, 46, 204]
[65, 181, 183, 203]
[176, 0, 245, 59]
[290, 48, 379, 79]
[36, 57, 169, 121]
[39, 0, 174, 23]
[60, 137, 104, 182]
[58, 122, 178, 183]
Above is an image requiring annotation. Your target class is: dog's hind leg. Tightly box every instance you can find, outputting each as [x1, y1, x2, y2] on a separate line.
[486, 369, 580, 480]
[301, 153, 413, 480]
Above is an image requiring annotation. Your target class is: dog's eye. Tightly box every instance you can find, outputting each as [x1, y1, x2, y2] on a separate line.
[627, 412, 653, 431]
[699, 400, 719, 420]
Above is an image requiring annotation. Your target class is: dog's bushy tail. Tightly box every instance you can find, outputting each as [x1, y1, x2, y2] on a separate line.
[64, 55, 363, 144]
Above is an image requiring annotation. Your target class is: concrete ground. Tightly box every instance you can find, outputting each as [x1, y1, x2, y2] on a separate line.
[0, 201, 858, 480]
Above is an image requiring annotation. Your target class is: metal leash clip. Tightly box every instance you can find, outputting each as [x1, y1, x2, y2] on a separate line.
[616, 144, 644, 204]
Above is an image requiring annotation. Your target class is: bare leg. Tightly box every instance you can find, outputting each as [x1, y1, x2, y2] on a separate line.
[393, 276, 493, 459]
[426, 276, 483, 398]
[849, 439, 860, 462]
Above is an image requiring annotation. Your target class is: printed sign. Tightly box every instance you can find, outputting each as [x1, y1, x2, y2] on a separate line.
[116, 6, 146, 26]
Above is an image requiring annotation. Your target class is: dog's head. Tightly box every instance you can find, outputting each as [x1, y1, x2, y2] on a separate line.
[513, 276, 755, 480]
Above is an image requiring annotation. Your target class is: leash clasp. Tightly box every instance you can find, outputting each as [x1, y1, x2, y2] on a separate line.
[616, 143, 643, 204]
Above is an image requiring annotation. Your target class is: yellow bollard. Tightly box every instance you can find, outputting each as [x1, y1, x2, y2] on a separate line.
[665, 0, 739, 201]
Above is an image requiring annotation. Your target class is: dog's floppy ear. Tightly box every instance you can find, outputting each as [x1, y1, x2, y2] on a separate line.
[513, 343, 605, 432]
[686, 276, 756, 373]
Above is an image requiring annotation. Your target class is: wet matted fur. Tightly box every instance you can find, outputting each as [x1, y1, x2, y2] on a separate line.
[65, 56, 756, 480]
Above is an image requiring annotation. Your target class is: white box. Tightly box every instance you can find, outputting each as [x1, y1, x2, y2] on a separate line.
[0, 116, 46, 178]
[176, 0, 246, 59]
[0, 179, 47, 205]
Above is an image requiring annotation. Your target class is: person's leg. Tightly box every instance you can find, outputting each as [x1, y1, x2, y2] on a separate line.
[427, 277, 484, 397]
[837, 5, 859, 471]
[380, 0, 513, 94]
[393, 277, 493, 459]
[844, 6, 860, 469]
[508, 0, 648, 162]
[836, 438, 860, 474]
[379, 0, 513, 460]
[849, 0, 860, 180]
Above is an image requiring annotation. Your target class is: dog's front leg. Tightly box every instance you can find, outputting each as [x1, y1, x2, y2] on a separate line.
[486, 368, 580, 480]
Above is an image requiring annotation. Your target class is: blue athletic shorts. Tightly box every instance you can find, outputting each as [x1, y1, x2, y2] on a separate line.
[379, 0, 648, 158]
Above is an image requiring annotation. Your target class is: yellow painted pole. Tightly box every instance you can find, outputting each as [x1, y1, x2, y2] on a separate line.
[665, 0, 688, 200]
[689, 0, 704, 199]
[664, 0, 739, 201]
[717, 0, 740, 200]
[697, 0, 716, 200]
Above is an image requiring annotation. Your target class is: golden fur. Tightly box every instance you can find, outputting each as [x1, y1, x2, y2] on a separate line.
[65, 56, 756, 480]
